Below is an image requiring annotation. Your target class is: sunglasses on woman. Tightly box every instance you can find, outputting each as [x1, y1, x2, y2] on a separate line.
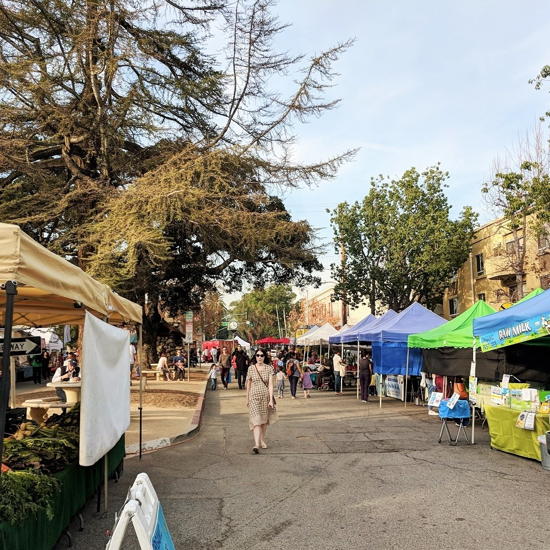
[256, 353, 264, 357]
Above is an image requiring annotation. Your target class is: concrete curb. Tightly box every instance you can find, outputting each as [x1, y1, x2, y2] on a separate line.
[126, 378, 209, 455]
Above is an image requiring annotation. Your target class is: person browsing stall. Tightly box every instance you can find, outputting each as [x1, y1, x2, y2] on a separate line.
[333, 351, 346, 394]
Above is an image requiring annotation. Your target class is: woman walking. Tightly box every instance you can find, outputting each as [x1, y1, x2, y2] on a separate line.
[287, 358, 302, 399]
[246, 348, 277, 454]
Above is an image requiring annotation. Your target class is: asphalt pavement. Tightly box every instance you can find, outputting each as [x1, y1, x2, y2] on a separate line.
[56, 386, 550, 550]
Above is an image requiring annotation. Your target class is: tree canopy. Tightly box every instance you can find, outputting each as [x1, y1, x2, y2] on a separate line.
[330, 166, 477, 312]
[229, 285, 297, 342]
[0, 0, 354, 356]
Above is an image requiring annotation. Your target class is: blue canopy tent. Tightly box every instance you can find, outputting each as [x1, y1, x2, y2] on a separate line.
[473, 288, 550, 353]
[328, 314, 376, 344]
[471, 288, 550, 446]
[367, 303, 445, 405]
[355, 310, 397, 342]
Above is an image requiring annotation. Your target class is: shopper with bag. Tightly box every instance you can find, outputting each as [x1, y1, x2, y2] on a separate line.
[246, 348, 277, 454]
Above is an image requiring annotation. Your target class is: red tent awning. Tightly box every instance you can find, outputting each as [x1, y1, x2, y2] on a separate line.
[202, 340, 234, 350]
[256, 337, 290, 345]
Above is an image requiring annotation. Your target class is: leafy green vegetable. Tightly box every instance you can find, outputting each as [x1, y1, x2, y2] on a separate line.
[0, 471, 60, 525]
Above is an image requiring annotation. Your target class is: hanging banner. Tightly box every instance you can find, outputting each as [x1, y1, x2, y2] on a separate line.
[478, 314, 550, 352]
[385, 375, 404, 401]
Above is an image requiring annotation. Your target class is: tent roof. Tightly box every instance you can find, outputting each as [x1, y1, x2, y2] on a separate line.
[0, 223, 142, 325]
[296, 325, 320, 345]
[408, 300, 496, 349]
[329, 314, 378, 344]
[378, 303, 444, 342]
[257, 337, 290, 344]
[355, 310, 398, 342]
[234, 335, 251, 348]
[300, 322, 338, 345]
[327, 323, 351, 344]
[473, 287, 550, 350]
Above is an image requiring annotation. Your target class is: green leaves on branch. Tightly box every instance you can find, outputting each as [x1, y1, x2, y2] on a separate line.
[330, 166, 477, 312]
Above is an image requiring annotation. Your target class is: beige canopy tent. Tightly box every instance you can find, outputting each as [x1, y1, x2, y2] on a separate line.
[0, 223, 141, 325]
[0, 223, 143, 469]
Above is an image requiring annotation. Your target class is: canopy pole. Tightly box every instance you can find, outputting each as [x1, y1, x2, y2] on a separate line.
[9, 357, 16, 409]
[404, 346, 410, 408]
[471, 344, 477, 445]
[138, 324, 144, 460]
[379, 375, 382, 409]
[0, 280, 17, 472]
[356, 340, 360, 400]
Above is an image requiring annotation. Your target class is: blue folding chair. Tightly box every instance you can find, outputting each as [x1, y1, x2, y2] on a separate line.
[437, 399, 471, 446]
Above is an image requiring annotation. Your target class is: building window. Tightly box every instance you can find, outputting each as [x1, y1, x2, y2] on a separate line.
[477, 293, 486, 302]
[475, 253, 485, 276]
[505, 238, 524, 255]
[538, 225, 550, 253]
[449, 297, 458, 316]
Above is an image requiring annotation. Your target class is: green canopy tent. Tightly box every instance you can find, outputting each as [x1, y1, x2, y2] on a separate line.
[408, 300, 497, 350]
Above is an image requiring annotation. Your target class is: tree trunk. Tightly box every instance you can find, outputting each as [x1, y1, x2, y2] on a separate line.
[143, 300, 162, 364]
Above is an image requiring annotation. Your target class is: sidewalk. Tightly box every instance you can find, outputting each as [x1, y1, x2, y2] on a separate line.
[14, 368, 210, 454]
[125, 370, 209, 454]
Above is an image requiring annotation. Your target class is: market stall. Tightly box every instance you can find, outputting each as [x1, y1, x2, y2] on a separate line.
[364, 303, 444, 403]
[0, 223, 142, 547]
[472, 288, 550, 462]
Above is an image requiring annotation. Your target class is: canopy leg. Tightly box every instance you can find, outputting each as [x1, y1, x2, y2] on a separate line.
[0, 281, 17, 470]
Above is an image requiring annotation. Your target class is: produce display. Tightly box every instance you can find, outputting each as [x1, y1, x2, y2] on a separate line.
[0, 471, 60, 525]
[0, 404, 80, 525]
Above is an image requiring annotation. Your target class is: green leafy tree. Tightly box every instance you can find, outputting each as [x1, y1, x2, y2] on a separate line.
[230, 285, 297, 342]
[0, 0, 354, 358]
[330, 166, 477, 312]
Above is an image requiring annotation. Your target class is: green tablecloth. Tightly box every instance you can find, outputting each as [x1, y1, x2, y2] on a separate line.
[0, 435, 125, 550]
[484, 405, 550, 461]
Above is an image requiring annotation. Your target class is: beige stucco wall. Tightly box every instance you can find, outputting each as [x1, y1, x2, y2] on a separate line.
[443, 216, 550, 318]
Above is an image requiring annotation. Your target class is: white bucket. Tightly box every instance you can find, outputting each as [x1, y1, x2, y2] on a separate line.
[537, 435, 550, 471]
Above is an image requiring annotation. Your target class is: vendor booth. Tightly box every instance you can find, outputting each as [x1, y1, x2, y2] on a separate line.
[329, 314, 377, 345]
[0, 223, 142, 548]
[365, 303, 444, 403]
[472, 288, 550, 462]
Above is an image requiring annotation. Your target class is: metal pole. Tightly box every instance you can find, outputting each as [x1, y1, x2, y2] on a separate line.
[9, 357, 16, 409]
[275, 305, 282, 339]
[356, 340, 360, 400]
[0, 281, 17, 472]
[282, 308, 288, 338]
[472, 345, 477, 444]
[104, 454, 109, 511]
[404, 346, 409, 408]
[187, 342, 190, 382]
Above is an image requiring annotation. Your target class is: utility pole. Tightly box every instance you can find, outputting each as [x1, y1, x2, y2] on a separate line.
[340, 243, 348, 326]
[282, 308, 288, 338]
[275, 304, 282, 338]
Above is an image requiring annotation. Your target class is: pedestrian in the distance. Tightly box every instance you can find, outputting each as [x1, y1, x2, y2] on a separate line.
[276, 368, 285, 398]
[234, 345, 249, 390]
[358, 350, 372, 402]
[218, 347, 231, 389]
[302, 366, 313, 398]
[247, 348, 277, 454]
[209, 364, 218, 390]
[286, 358, 302, 399]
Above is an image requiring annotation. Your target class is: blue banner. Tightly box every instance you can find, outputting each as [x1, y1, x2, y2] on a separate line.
[152, 504, 175, 550]
[478, 314, 550, 351]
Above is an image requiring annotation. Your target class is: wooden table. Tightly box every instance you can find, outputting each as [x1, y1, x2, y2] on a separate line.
[47, 381, 82, 404]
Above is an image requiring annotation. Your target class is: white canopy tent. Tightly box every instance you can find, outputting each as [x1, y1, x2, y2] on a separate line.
[234, 335, 251, 349]
[302, 322, 338, 345]
[29, 326, 64, 351]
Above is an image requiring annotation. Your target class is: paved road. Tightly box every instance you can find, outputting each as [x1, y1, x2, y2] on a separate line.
[59, 388, 550, 549]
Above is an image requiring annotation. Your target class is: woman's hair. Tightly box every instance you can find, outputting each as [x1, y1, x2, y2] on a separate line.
[251, 348, 269, 365]
[304, 366, 310, 372]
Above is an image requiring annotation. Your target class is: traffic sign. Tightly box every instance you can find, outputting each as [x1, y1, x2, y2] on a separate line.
[0, 337, 41, 356]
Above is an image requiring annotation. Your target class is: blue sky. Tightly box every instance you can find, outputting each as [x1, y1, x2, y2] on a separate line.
[268, 0, 550, 277]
